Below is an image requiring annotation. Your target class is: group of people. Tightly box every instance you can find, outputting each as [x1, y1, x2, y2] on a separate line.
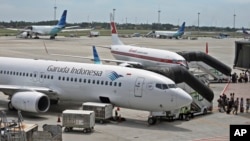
[231, 70, 249, 83]
[217, 93, 250, 114]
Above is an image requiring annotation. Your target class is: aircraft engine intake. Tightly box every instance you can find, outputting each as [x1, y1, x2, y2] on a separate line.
[11, 91, 50, 113]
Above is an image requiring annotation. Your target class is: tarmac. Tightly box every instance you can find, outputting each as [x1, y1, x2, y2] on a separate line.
[0, 36, 249, 141]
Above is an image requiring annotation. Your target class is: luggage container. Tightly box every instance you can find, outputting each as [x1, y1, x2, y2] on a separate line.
[82, 102, 113, 123]
[62, 110, 95, 133]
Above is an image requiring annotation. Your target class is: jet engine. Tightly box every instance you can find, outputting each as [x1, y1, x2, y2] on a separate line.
[119, 63, 133, 67]
[11, 91, 50, 113]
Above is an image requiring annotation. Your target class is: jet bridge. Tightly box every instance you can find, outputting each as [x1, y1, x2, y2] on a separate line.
[234, 40, 250, 70]
[177, 51, 232, 82]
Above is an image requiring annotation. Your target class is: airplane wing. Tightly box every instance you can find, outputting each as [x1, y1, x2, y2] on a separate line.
[0, 84, 57, 96]
[6, 28, 31, 32]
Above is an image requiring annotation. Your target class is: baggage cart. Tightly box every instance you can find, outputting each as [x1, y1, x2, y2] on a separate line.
[62, 110, 95, 133]
[82, 102, 113, 124]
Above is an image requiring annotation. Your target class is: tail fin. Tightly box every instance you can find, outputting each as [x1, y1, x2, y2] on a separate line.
[92, 46, 102, 64]
[177, 22, 185, 33]
[242, 27, 249, 34]
[57, 10, 67, 27]
[110, 13, 124, 45]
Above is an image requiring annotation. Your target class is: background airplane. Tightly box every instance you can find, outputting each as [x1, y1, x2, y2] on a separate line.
[7, 10, 93, 39]
[153, 22, 186, 39]
[99, 16, 188, 69]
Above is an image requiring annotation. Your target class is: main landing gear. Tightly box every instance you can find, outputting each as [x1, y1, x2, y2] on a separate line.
[148, 117, 157, 125]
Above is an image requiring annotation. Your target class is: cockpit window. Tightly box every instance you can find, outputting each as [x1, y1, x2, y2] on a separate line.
[155, 83, 168, 90]
[168, 84, 177, 88]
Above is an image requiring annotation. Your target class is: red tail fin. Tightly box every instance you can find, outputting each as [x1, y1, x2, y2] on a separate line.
[111, 22, 117, 34]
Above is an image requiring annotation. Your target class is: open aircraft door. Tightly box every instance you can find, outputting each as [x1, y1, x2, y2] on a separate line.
[134, 77, 145, 97]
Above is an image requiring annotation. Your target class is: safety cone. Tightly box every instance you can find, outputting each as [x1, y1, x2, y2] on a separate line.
[205, 42, 208, 54]
[57, 115, 61, 123]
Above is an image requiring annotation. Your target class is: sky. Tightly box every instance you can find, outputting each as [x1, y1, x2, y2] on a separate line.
[0, 0, 249, 28]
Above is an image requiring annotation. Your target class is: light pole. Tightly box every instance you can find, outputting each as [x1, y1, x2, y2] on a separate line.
[113, 8, 116, 21]
[233, 13, 236, 29]
[158, 10, 161, 24]
[198, 12, 200, 36]
[54, 0, 57, 21]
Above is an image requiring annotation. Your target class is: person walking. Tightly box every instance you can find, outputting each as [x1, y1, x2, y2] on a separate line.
[232, 98, 239, 115]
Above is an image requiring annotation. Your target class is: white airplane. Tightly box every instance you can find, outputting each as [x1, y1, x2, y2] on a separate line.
[154, 22, 186, 39]
[0, 56, 192, 124]
[98, 17, 188, 69]
[7, 10, 92, 39]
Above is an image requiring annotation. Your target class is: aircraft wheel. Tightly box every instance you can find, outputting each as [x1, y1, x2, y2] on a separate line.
[203, 109, 207, 115]
[148, 117, 157, 125]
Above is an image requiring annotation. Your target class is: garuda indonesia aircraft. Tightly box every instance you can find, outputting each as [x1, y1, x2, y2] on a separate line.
[0, 56, 192, 125]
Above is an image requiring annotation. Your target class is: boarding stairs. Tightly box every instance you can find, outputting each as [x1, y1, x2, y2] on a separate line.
[189, 61, 230, 83]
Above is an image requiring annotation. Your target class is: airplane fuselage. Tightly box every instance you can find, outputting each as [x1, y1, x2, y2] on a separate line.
[31, 25, 63, 36]
[110, 45, 188, 68]
[0, 57, 192, 112]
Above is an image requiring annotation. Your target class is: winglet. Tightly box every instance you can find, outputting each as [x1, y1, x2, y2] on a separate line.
[92, 46, 102, 64]
[57, 10, 67, 27]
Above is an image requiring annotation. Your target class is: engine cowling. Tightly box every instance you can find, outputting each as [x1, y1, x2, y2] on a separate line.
[11, 91, 50, 113]
[119, 63, 133, 67]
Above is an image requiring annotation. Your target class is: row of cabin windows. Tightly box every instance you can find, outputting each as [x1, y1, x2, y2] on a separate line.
[58, 76, 122, 87]
[0, 70, 122, 87]
[0, 70, 54, 79]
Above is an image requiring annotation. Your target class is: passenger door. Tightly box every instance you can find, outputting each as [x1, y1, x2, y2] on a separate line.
[134, 77, 144, 97]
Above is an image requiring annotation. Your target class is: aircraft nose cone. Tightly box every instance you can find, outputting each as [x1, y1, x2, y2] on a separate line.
[176, 89, 193, 108]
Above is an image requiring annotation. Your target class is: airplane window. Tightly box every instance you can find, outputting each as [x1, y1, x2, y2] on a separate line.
[7, 71, 9, 75]
[88, 79, 91, 83]
[58, 76, 61, 80]
[0, 70, 2, 74]
[105, 81, 108, 85]
[75, 78, 77, 82]
[62, 77, 65, 81]
[97, 80, 99, 85]
[71, 78, 73, 82]
[34, 74, 37, 77]
[10, 71, 12, 75]
[66, 77, 69, 81]
[51, 76, 54, 79]
[114, 82, 117, 86]
[92, 80, 95, 84]
[3, 71, 6, 74]
[119, 82, 122, 87]
[109, 82, 112, 86]
[47, 75, 50, 79]
[156, 83, 162, 89]
[23, 72, 25, 76]
[79, 78, 82, 82]
[40, 74, 43, 78]
[83, 79, 86, 83]
[168, 84, 177, 88]
[30, 73, 32, 77]
[13, 72, 15, 75]
[26, 73, 29, 77]
[101, 81, 104, 85]
[43, 75, 46, 79]
[162, 84, 168, 89]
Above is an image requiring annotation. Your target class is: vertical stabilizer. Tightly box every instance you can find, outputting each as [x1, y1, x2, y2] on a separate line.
[57, 10, 67, 27]
[110, 14, 124, 45]
[177, 22, 185, 34]
[92, 46, 102, 64]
